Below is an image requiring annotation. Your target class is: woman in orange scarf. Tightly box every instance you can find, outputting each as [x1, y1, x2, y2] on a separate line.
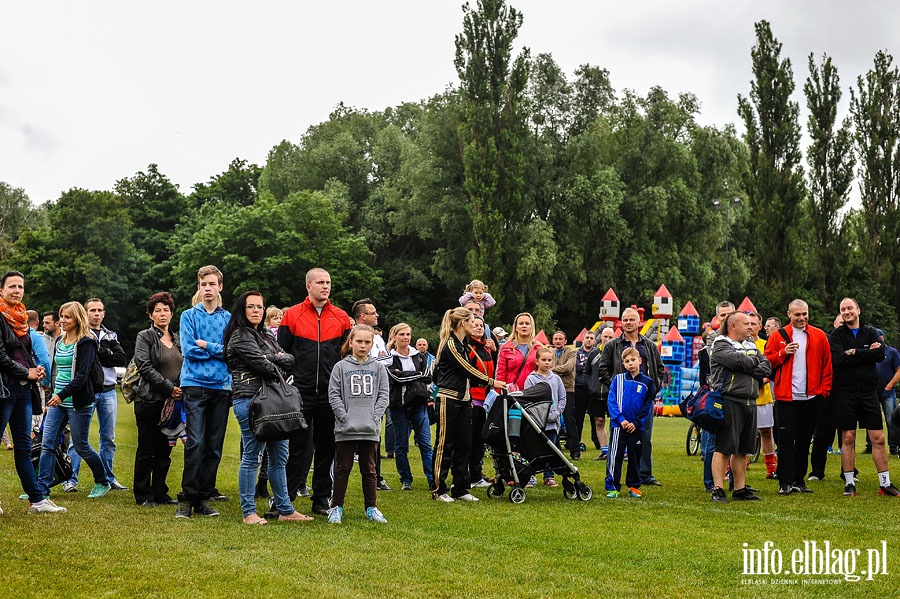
[0, 271, 65, 514]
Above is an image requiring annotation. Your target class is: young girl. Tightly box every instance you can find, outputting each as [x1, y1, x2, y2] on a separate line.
[458, 279, 496, 315]
[524, 347, 567, 487]
[265, 306, 283, 337]
[327, 324, 390, 523]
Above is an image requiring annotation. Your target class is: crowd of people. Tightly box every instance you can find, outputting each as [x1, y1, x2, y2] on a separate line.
[2, 265, 899, 521]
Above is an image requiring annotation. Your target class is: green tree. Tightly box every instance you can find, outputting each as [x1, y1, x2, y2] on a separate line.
[454, 0, 530, 319]
[190, 158, 261, 209]
[804, 52, 855, 304]
[168, 186, 379, 311]
[850, 50, 900, 309]
[737, 20, 807, 302]
[0, 182, 46, 261]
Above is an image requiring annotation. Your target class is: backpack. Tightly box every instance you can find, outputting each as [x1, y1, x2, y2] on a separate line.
[679, 384, 724, 433]
[121, 357, 141, 403]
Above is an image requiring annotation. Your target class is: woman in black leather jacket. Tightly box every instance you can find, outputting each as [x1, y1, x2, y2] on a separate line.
[224, 291, 312, 525]
[132, 292, 182, 507]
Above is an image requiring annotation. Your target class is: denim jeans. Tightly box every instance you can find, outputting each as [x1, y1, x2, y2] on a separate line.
[233, 398, 292, 517]
[38, 403, 108, 495]
[388, 405, 434, 486]
[0, 382, 42, 502]
[180, 386, 230, 503]
[867, 390, 898, 450]
[68, 388, 118, 485]
[702, 430, 716, 491]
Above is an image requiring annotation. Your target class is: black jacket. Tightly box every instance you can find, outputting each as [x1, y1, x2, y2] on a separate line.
[0, 316, 34, 387]
[384, 351, 431, 408]
[598, 334, 665, 392]
[51, 336, 99, 409]
[227, 327, 294, 398]
[830, 323, 885, 393]
[133, 326, 181, 402]
[433, 333, 494, 401]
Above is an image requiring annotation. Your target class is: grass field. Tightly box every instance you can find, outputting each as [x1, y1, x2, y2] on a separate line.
[1, 396, 898, 598]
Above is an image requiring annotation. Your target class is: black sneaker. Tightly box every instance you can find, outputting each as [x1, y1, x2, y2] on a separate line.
[570, 452, 581, 461]
[376, 479, 393, 491]
[732, 487, 762, 501]
[155, 496, 178, 505]
[209, 489, 228, 501]
[710, 487, 728, 503]
[298, 486, 311, 498]
[745, 484, 759, 493]
[138, 500, 157, 507]
[878, 484, 900, 496]
[174, 501, 192, 519]
[792, 483, 813, 494]
[843, 483, 857, 497]
[312, 503, 330, 516]
[778, 484, 793, 495]
[109, 480, 129, 491]
[193, 501, 219, 517]
[401, 482, 413, 491]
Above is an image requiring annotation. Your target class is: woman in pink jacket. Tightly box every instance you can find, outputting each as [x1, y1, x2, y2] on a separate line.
[496, 312, 543, 391]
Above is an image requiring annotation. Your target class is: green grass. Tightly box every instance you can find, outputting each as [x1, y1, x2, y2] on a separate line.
[2, 396, 898, 598]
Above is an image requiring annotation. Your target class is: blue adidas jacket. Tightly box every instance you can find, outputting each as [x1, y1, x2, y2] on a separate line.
[179, 303, 232, 390]
[607, 372, 654, 431]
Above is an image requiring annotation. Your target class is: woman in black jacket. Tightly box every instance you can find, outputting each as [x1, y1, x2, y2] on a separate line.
[384, 322, 434, 492]
[0, 271, 60, 514]
[224, 291, 312, 525]
[132, 292, 182, 506]
[40, 301, 110, 499]
[432, 307, 506, 503]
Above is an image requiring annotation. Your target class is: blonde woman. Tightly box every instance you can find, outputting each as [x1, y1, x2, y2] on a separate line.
[431, 307, 506, 502]
[39, 301, 111, 499]
[496, 312, 543, 390]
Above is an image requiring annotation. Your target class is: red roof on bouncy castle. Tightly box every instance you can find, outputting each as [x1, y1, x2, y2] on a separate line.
[737, 296, 757, 313]
[664, 327, 684, 342]
[601, 288, 618, 301]
[679, 301, 699, 316]
[654, 284, 672, 298]
[574, 328, 587, 342]
[535, 330, 550, 345]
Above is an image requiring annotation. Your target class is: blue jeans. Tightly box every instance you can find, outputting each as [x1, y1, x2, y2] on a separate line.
[38, 403, 108, 495]
[868, 390, 898, 450]
[702, 430, 716, 491]
[68, 388, 118, 485]
[0, 382, 42, 502]
[388, 405, 434, 486]
[180, 386, 230, 503]
[233, 398, 293, 517]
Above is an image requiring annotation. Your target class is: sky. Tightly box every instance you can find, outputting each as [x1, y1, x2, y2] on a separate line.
[2, 1, 899, 206]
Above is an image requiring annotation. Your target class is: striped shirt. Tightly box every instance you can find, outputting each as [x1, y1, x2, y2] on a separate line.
[54, 340, 75, 408]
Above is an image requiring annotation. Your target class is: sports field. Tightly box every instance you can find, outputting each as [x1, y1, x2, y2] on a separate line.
[1, 396, 896, 598]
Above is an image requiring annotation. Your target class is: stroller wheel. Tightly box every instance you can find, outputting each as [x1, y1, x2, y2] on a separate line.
[562, 484, 578, 500]
[509, 487, 526, 504]
[576, 483, 593, 501]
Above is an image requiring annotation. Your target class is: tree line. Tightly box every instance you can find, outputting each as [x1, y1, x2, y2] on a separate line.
[1, 1, 899, 350]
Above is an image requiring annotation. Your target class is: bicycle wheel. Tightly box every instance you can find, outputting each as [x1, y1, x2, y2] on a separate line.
[686, 423, 702, 456]
[751, 430, 761, 463]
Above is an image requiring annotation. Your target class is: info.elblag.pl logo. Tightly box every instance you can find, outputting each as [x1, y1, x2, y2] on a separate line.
[741, 540, 888, 585]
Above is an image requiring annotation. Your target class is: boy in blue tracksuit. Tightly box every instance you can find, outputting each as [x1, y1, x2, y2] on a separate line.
[606, 348, 655, 498]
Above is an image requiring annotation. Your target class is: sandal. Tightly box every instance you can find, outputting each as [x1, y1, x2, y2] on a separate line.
[279, 511, 314, 522]
[242, 514, 268, 525]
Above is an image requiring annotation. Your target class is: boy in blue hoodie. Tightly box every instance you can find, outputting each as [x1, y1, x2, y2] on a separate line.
[606, 348, 655, 498]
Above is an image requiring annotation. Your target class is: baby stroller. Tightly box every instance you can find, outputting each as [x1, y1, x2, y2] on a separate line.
[482, 382, 592, 503]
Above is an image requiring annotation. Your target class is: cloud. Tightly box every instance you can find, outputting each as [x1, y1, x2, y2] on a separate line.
[19, 124, 57, 153]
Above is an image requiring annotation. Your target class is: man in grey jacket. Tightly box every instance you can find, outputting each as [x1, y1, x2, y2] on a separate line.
[709, 311, 772, 503]
[598, 308, 665, 485]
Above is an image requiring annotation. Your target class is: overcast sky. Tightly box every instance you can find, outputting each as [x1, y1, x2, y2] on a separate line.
[2, 1, 899, 206]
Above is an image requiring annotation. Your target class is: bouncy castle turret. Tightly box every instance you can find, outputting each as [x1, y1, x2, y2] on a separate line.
[599, 288, 620, 324]
[652, 284, 673, 338]
[677, 301, 701, 368]
[736, 296, 757, 314]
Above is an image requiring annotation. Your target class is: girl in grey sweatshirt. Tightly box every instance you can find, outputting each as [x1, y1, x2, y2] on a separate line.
[326, 325, 390, 523]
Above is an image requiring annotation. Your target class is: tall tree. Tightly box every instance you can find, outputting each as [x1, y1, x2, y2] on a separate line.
[737, 20, 807, 302]
[804, 53, 854, 302]
[0, 182, 45, 261]
[850, 50, 900, 309]
[190, 158, 261, 209]
[454, 0, 530, 319]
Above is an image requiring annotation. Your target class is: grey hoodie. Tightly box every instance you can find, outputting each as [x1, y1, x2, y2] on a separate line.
[328, 354, 390, 443]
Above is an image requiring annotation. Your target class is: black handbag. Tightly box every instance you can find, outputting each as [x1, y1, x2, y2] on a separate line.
[250, 375, 308, 441]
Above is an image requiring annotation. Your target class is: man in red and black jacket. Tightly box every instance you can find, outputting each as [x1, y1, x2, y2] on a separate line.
[278, 268, 352, 516]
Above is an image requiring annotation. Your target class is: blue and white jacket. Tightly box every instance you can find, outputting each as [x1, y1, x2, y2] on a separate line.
[179, 303, 232, 390]
[607, 371, 655, 432]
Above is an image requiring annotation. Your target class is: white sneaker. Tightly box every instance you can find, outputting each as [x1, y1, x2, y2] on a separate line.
[456, 493, 480, 502]
[62, 481, 78, 493]
[28, 499, 67, 514]
[470, 478, 491, 489]
[434, 493, 454, 503]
